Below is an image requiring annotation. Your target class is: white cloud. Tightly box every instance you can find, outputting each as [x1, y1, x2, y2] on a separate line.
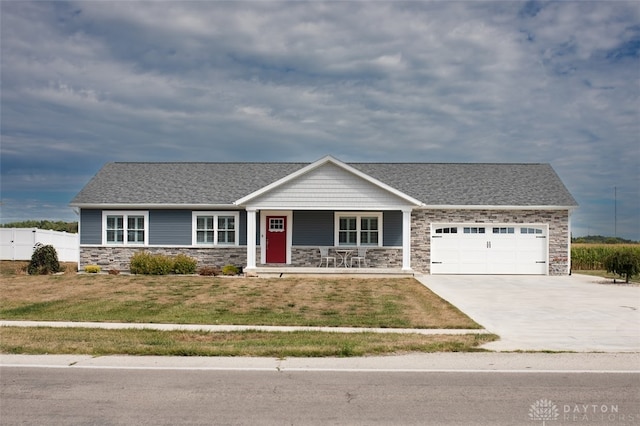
[1, 1, 638, 239]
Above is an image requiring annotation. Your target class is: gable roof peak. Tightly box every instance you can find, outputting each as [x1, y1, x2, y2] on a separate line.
[234, 154, 424, 207]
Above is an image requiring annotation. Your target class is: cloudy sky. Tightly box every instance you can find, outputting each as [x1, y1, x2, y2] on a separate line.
[1, 1, 638, 240]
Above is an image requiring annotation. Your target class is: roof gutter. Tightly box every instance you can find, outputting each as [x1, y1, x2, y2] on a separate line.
[419, 204, 578, 211]
[69, 203, 237, 210]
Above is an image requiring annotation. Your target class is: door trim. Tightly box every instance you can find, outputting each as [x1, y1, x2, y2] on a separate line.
[260, 211, 292, 265]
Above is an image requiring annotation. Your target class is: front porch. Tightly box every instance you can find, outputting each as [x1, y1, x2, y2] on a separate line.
[245, 266, 415, 278]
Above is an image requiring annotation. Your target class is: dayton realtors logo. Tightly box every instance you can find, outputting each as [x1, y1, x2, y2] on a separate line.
[529, 399, 559, 425]
[529, 399, 637, 423]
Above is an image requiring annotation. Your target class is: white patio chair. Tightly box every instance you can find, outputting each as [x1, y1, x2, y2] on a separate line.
[318, 247, 336, 267]
[350, 247, 368, 267]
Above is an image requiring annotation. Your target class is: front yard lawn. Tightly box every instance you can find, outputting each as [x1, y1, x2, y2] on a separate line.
[0, 269, 479, 329]
[0, 262, 494, 356]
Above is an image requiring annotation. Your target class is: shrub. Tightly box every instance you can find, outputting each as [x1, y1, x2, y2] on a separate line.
[130, 252, 174, 275]
[84, 265, 101, 273]
[604, 248, 640, 283]
[221, 264, 240, 276]
[173, 254, 198, 274]
[198, 266, 220, 276]
[108, 269, 120, 275]
[27, 244, 61, 275]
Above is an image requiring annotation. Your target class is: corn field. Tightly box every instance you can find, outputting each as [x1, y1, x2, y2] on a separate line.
[571, 244, 640, 270]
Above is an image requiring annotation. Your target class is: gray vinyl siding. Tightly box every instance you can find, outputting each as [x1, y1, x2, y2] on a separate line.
[149, 210, 246, 246]
[383, 211, 403, 246]
[239, 210, 248, 245]
[293, 211, 334, 246]
[80, 209, 246, 246]
[292, 210, 402, 246]
[149, 210, 192, 245]
[80, 209, 102, 244]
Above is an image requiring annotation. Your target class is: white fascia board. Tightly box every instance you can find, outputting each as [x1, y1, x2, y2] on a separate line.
[235, 155, 424, 207]
[242, 205, 417, 211]
[419, 205, 576, 211]
[70, 203, 237, 210]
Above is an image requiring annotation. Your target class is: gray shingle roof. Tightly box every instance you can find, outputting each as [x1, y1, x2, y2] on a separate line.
[70, 162, 577, 207]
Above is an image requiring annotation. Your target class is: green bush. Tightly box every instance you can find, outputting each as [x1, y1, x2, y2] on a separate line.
[27, 244, 61, 275]
[84, 265, 101, 273]
[130, 252, 174, 275]
[173, 254, 197, 274]
[604, 248, 640, 283]
[221, 264, 240, 276]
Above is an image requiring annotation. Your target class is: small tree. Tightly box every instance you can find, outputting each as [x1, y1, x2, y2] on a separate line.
[27, 243, 61, 275]
[604, 249, 640, 283]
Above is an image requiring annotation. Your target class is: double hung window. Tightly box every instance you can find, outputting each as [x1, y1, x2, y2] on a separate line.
[335, 213, 382, 246]
[103, 211, 148, 245]
[193, 212, 239, 246]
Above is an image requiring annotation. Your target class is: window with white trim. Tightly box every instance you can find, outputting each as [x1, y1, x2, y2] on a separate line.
[193, 212, 239, 245]
[463, 227, 485, 234]
[335, 213, 382, 246]
[435, 227, 458, 234]
[492, 227, 514, 234]
[103, 211, 148, 245]
[521, 227, 543, 234]
[269, 218, 284, 232]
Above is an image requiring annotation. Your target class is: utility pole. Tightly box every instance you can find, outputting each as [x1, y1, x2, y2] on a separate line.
[614, 186, 617, 238]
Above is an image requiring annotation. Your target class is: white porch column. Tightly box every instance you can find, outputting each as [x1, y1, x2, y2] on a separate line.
[246, 208, 257, 269]
[402, 208, 412, 271]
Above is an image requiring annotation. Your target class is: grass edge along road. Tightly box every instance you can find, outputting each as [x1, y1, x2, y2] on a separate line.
[0, 327, 497, 357]
[1, 262, 495, 356]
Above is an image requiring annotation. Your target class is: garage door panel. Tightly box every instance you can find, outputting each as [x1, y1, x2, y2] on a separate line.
[431, 224, 547, 275]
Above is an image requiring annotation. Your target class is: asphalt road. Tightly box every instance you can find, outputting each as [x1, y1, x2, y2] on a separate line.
[2, 359, 639, 425]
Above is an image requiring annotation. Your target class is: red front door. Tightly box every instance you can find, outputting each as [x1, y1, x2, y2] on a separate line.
[266, 216, 287, 263]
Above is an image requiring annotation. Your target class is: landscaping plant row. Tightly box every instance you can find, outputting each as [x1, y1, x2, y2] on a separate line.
[86, 252, 241, 276]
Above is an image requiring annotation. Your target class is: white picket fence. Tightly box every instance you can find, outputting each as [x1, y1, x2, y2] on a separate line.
[0, 228, 79, 262]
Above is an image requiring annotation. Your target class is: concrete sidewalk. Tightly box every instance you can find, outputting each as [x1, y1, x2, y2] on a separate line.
[2, 352, 639, 372]
[0, 320, 487, 335]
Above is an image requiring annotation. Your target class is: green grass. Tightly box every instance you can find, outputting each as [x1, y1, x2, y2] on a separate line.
[0, 261, 491, 356]
[0, 269, 480, 329]
[0, 327, 498, 357]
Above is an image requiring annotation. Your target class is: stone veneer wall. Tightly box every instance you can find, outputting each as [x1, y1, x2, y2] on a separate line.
[80, 246, 248, 271]
[81, 245, 404, 271]
[411, 209, 570, 275]
[287, 247, 402, 268]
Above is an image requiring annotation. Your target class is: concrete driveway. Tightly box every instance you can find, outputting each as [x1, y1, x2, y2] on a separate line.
[415, 274, 640, 352]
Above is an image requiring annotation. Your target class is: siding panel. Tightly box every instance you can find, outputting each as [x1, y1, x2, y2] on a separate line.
[239, 210, 248, 246]
[80, 209, 102, 244]
[293, 211, 334, 246]
[149, 210, 192, 245]
[383, 211, 403, 246]
[250, 163, 413, 209]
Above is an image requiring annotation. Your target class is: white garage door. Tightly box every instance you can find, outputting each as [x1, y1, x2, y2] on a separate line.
[430, 224, 548, 275]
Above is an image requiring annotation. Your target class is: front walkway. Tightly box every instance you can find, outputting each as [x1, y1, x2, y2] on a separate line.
[416, 274, 640, 352]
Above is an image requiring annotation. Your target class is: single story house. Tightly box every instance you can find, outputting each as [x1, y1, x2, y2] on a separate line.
[70, 155, 578, 275]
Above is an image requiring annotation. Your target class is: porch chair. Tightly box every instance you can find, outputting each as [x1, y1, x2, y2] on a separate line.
[350, 247, 368, 267]
[318, 246, 336, 267]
